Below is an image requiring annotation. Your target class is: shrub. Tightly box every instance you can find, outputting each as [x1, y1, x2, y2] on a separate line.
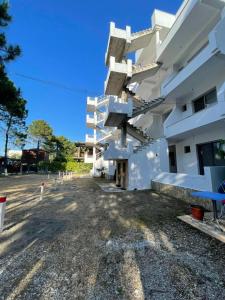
[38, 160, 92, 174]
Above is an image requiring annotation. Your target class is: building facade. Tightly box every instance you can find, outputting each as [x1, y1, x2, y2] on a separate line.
[86, 0, 225, 191]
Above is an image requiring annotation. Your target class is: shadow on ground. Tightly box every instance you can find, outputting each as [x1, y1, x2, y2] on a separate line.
[0, 176, 225, 300]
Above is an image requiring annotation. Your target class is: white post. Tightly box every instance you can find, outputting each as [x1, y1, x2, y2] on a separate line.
[40, 183, 44, 200]
[0, 197, 7, 232]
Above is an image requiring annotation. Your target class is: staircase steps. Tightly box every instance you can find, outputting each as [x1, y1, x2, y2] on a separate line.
[133, 140, 154, 153]
[132, 97, 165, 118]
[132, 62, 159, 75]
[131, 28, 153, 39]
[126, 123, 151, 143]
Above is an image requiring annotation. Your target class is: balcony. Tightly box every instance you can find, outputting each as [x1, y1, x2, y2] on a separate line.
[104, 98, 133, 127]
[157, 0, 224, 68]
[105, 57, 132, 96]
[87, 97, 96, 112]
[104, 142, 133, 161]
[97, 112, 106, 125]
[105, 22, 130, 66]
[162, 15, 225, 100]
[97, 128, 120, 144]
[85, 134, 95, 145]
[164, 101, 225, 140]
[86, 114, 96, 129]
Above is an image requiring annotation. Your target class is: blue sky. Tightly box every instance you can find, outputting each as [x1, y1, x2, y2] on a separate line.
[5, 0, 183, 143]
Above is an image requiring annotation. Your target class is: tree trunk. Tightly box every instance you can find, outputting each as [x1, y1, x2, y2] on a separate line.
[4, 116, 12, 175]
[36, 140, 40, 173]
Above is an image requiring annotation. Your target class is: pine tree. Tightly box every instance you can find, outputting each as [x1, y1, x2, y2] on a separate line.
[0, 1, 21, 65]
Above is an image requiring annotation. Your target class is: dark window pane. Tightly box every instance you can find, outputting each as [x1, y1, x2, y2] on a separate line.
[184, 146, 191, 153]
[194, 97, 205, 112]
[182, 104, 187, 112]
[205, 89, 217, 105]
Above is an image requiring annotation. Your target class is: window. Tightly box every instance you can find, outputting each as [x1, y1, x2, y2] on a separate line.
[184, 146, 191, 153]
[193, 96, 205, 113]
[182, 104, 187, 112]
[162, 109, 172, 122]
[205, 89, 217, 105]
[197, 140, 225, 175]
[193, 88, 217, 113]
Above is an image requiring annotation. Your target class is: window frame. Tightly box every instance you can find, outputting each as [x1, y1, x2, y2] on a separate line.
[192, 88, 217, 113]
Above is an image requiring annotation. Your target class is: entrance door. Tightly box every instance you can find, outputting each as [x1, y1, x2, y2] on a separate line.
[116, 162, 121, 187]
[197, 142, 217, 175]
[116, 160, 128, 189]
[169, 145, 177, 173]
[121, 161, 127, 190]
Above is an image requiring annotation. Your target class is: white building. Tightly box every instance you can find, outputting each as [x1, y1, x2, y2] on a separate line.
[86, 0, 225, 192]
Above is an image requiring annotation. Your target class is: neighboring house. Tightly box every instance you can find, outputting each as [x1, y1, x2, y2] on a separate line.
[87, 0, 225, 191]
[74, 142, 86, 162]
[22, 149, 49, 172]
[74, 142, 94, 164]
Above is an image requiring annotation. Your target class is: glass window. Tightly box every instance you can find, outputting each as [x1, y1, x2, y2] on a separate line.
[213, 141, 225, 166]
[205, 89, 217, 105]
[182, 104, 187, 112]
[193, 96, 205, 113]
[184, 146, 191, 153]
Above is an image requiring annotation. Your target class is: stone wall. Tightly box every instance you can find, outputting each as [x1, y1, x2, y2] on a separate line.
[152, 181, 213, 211]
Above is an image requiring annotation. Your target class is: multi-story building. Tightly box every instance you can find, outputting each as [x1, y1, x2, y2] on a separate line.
[86, 0, 225, 192]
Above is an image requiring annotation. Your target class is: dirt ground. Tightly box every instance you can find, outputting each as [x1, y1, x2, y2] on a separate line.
[0, 175, 225, 300]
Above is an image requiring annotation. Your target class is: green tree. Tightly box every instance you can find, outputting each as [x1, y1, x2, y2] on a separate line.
[14, 131, 27, 173]
[54, 136, 76, 161]
[28, 120, 53, 169]
[0, 68, 18, 109]
[0, 86, 28, 173]
[0, 1, 21, 66]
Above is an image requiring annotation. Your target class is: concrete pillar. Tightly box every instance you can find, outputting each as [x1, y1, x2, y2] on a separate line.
[121, 123, 127, 148]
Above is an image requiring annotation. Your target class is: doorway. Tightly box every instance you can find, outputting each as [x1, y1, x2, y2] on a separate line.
[169, 145, 177, 173]
[116, 160, 128, 189]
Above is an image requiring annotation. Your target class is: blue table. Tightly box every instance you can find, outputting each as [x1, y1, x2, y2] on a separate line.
[191, 191, 225, 220]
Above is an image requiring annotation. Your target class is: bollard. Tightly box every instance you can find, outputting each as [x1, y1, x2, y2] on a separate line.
[0, 196, 7, 232]
[47, 173, 50, 180]
[53, 178, 58, 191]
[58, 171, 61, 179]
[40, 183, 45, 200]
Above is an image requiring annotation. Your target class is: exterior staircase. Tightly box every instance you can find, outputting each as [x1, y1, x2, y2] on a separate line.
[123, 87, 165, 117]
[126, 123, 151, 143]
[132, 62, 159, 75]
[133, 140, 154, 154]
[132, 97, 165, 118]
[131, 28, 153, 40]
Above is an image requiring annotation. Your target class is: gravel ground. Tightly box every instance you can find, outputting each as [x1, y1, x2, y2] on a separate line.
[0, 175, 225, 300]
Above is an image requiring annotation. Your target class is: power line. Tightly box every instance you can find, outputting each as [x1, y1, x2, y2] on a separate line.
[13, 72, 99, 95]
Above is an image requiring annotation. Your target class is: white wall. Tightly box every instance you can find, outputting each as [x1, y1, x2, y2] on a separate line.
[92, 156, 116, 178]
[173, 123, 225, 175]
[84, 154, 94, 164]
[128, 138, 168, 190]
[153, 166, 225, 192]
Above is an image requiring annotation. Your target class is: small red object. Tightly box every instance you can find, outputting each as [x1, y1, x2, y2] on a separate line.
[0, 197, 7, 203]
[191, 205, 204, 221]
